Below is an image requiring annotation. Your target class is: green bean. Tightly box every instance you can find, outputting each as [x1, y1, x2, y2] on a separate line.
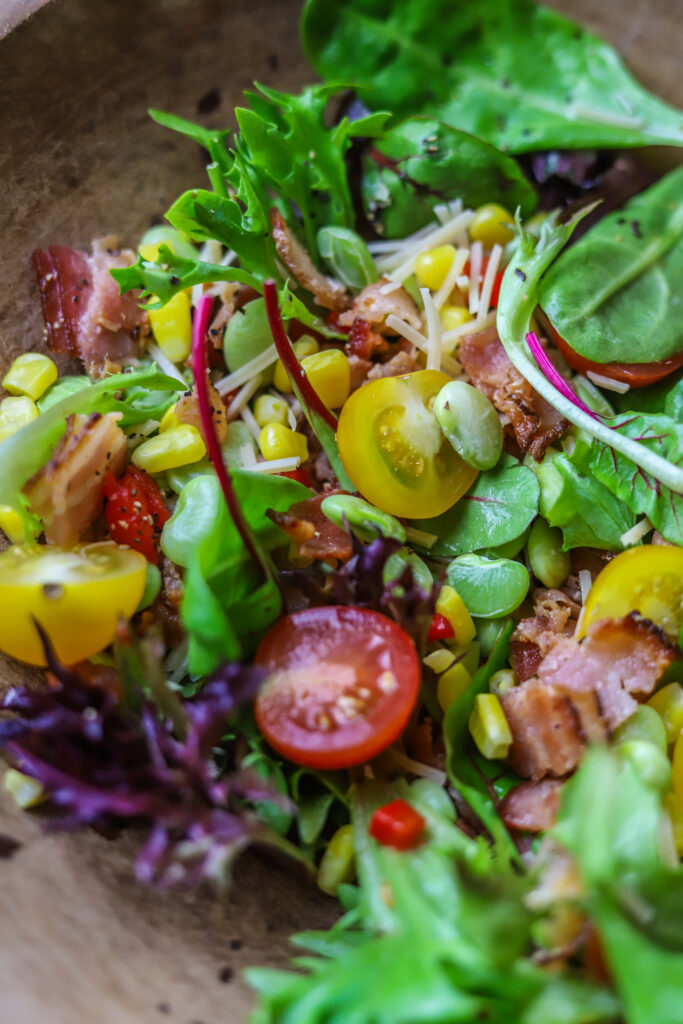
[136, 563, 162, 612]
[317, 226, 377, 290]
[138, 224, 199, 261]
[617, 739, 672, 793]
[223, 297, 275, 383]
[321, 493, 406, 544]
[613, 705, 668, 753]
[489, 669, 516, 696]
[434, 381, 503, 471]
[383, 547, 433, 592]
[526, 517, 571, 588]
[446, 553, 529, 618]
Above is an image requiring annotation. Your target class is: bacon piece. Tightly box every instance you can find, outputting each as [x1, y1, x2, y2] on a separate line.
[175, 381, 227, 442]
[502, 680, 607, 780]
[511, 589, 579, 680]
[23, 412, 127, 546]
[510, 640, 544, 683]
[345, 317, 389, 359]
[537, 613, 677, 728]
[348, 353, 373, 392]
[268, 492, 352, 562]
[366, 350, 421, 381]
[270, 209, 348, 311]
[459, 327, 568, 460]
[500, 779, 564, 833]
[338, 278, 422, 334]
[34, 237, 148, 376]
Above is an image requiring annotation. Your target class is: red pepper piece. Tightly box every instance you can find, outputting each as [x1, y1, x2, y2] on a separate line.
[427, 613, 455, 641]
[369, 799, 426, 850]
[279, 467, 313, 488]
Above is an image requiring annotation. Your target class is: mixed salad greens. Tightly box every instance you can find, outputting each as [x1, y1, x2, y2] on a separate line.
[1, 0, 683, 1020]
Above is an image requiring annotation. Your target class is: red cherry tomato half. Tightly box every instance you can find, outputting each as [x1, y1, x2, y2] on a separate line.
[463, 258, 505, 308]
[254, 606, 421, 769]
[103, 466, 170, 564]
[369, 798, 426, 850]
[279, 467, 313, 488]
[547, 322, 683, 388]
[427, 613, 455, 641]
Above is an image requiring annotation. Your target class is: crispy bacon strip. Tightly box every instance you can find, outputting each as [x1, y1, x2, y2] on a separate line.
[268, 493, 352, 562]
[345, 316, 389, 359]
[338, 278, 422, 334]
[366, 350, 421, 381]
[23, 412, 127, 546]
[511, 589, 579, 681]
[500, 779, 564, 833]
[459, 327, 568, 460]
[270, 209, 348, 311]
[33, 236, 148, 376]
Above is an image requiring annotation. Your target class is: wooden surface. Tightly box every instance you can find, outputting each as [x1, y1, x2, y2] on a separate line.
[0, 0, 681, 1021]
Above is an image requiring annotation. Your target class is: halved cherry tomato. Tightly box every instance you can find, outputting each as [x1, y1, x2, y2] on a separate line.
[336, 370, 477, 519]
[254, 606, 420, 769]
[548, 322, 683, 388]
[103, 466, 170, 564]
[0, 542, 147, 665]
[279, 467, 313, 488]
[463, 258, 505, 307]
[578, 545, 683, 643]
[369, 799, 426, 850]
[428, 613, 455, 641]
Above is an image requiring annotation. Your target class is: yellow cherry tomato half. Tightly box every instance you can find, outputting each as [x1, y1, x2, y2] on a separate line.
[336, 370, 477, 519]
[0, 542, 147, 666]
[578, 544, 683, 642]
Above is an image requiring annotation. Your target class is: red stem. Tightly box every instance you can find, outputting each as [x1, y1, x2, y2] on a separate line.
[263, 280, 338, 431]
[526, 330, 600, 421]
[192, 295, 268, 575]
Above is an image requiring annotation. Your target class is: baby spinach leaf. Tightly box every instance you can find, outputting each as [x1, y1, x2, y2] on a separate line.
[613, 371, 683, 418]
[572, 410, 683, 546]
[446, 553, 529, 619]
[415, 456, 539, 557]
[302, 0, 683, 153]
[539, 168, 683, 365]
[362, 117, 536, 238]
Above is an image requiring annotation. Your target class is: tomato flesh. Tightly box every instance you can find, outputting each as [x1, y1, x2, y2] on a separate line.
[103, 466, 170, 564]
[548, 322, 683, 388]
[254, 606, 420, 769]
[578, 544, 683, 643]
[464, 258, 504, 308]
[369, 799, 426, 849]
[337, 370, 477, 519]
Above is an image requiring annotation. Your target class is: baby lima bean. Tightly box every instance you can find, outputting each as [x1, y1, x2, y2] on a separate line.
[526, 517, 571, 589]
[434, 381, 503, 471]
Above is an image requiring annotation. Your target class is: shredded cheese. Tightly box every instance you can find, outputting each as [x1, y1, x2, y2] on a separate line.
[586, 370, 631, 394]
[433, 247, 469, 311]
[240, 405, 262, 441]
[442, 309, 495, 350]
[421, 287, 443, 371]
[620, 517, 654, 547]
[246, 456, 301, 474]
[146, 342, 187, 383]
[468, 241, 483, 315]
[579, 569, 593, 605]
[380, 209, 476, 282]
[379, 279, 405, 295]
[215, 344, 278, 395]
[225, 373, 262, 420]
[385, 313, 429, 351]
[404, 525, 438, 549]
[476, 244, 502, 322]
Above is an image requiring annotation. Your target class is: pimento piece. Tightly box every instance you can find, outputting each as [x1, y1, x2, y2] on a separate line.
[369, 799, 426, 850]
[279, 467, 313, 488]
[427, 613, 455, 642]
[103, 466, 170, 564]
[464, 257, 504, 308]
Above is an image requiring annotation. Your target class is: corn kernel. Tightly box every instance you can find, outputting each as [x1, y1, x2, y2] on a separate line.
[436, 585, 476, 646]
[648, 683, 683, 746]
[259, 422, 308, 462]
[0, 504, 25, 544]
[469, 692, 513, 760]
[4, 768, 45, 809]
[317, 824, 355, 895]
[158, 402, 181, 433]
[415, 245, 457, 291]
[439, 305, 473, 334]
[132, 424, 206, 473]
[138, 241, 166, 261]
[254, 394, 289, 428]
[437, 661, 471, 712]
[0, 395, 39, 443]
[673, 728, 683, 811]
[301, 348, 350, 409]
[2, 352, 58, 401]
[274, 336, 319, 393]
[664, 792, 683, 857]
[423, 648, 455, 674]
[469, 203, 515, 249]
[149, 290, 192, 363]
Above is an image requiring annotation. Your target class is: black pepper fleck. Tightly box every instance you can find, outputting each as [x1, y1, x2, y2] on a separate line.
[514, 268, 527, 281]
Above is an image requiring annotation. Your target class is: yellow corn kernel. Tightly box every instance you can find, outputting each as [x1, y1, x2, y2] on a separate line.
[254, 393, 289, 428]
[132, 424, 206, 473]
[423, 647, 455, 674]
[469, 692, 513, 760]
[439, 305, 473, 333]
[415, 245, 457, 291]
[2, 352, 58, 401]
[138, 241, 166, 262]
[437, 661, 472, 713]
[0, 504, 25, 544]
[664, 792, 683, 857]
[148, 290, 192, 363]
[274, 336, 319, 393]
[301, 348, 350, 410]
[436, 585, 476, 646]
[158, 402, 181, 433]
[0, 395, 39, 443]
[673, 728, 683, 811]
[648, 683, 683, 746]
[317, 823, 356, 895]
[469, 203, 515, 249]
[4, 768, 45, 809]
[259, 422, 308, 462]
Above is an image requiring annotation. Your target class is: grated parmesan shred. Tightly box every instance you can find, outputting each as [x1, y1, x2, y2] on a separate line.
[246, 456, 301, 474]
[586, 370, 631, 394]
[476, 244, 502, 322]
[421, 287, 443, 371]
[433, 247, 469, 311]
[240, 405, 262, 441]
[215, 344, 278, 395]
[146, 342, 187, 383]
[468, 241, 483, 315]
[225, 374, 262, 420]
[620, 517, 654, 547]
[379, 209, 476, 283]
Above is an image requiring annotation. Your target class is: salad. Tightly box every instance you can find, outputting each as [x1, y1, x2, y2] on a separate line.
[1, 0, 683, 1020]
